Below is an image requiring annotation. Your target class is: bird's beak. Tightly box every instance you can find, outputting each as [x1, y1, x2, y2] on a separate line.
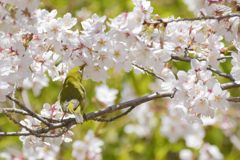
[80, 63, 87, 69]
[79, 63, 87, 74]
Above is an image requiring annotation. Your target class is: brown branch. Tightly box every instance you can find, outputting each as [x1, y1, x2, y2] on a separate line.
[85, 91, 172, 121]
[34, 128, 69, 138]
[2, 87, 240, 137]
[39, 92, 174, 129]
[167, 14, 240, 23]
[12, 84, 17, 108]
[217, 56, 232, 61]
[171, 55, 234, 80]
[207, 67, 234, 80]
[132, 63, 165, 81]
[0, 128, 69, 137]
[92, 106, 136, 122]
[1, 109, 71, 137]
[2, 108, 28, 115]
[227, 97, 240, 102]
[2, 110, 36, 135]
[60, 91, 173, 125]
[0, 131, 32, 136]
[1, 108, 61, 123]
[0, 91, 173, 136]
[171, 55, 191, 62]
[6, 95, 52, 127]
[36, 92, 174, 132]
[148, 14, 240, 25]
[221, 82, 240, 90]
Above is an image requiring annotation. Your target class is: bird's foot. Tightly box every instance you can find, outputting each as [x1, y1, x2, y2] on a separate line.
[74, 113, 84, 124]
[61, 112, 66, 122]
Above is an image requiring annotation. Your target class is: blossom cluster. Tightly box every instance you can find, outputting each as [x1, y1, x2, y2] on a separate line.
[72, 130, 104, 160]
[125, 102, 156, 138]
[19, 102, 72, 159]
[161, 107, 205, 149]
[180, 143, 224, 160]
[0, 0, 237, 112]
[174, 59, 229, 120]
[0, 0, 240, 159]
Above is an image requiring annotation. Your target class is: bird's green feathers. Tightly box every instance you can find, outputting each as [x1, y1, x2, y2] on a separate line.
[59, 65, 86, 114]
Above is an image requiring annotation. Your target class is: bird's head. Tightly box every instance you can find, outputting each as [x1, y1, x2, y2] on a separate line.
[78, 63, 87, 74]
[66, 63, 87, 81]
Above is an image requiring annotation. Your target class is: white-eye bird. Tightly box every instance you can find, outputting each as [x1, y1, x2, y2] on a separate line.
[59, 65, 86, 122]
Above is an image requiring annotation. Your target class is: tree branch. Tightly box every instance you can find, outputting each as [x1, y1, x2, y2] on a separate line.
[6, 95, 52, 127]
[2, 110, 36, 135]
[1, 108, 28, 115]
[85, 91, 172, 121]
[0, 131, 32, 136]
[132, 63, 165, 81]
[171, 55, 234, 80]
[92, 106, 136, 122]
[1, 85, 240, 137]
[221, 82, 240, 90]
[147, 14, 240, 25]
[227, 97, 240, 102]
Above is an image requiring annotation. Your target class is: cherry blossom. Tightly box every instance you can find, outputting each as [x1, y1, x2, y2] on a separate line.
[231, 42, 240, 83]
[169, 59, 230, 120]
[19, 104, 72, 159]
[40, 102, 64, 120]
[124, 103, 156, 138]
[0, 81, 12, 102]
[199, 143, 223, 160]
[0, 0, 240, 158]
[72, 130, 104, 160]
[95, 84, 118, 106]
[179, 149, 193, 160]
[0, 148, 23, 160]
[160, 107, 204, 148]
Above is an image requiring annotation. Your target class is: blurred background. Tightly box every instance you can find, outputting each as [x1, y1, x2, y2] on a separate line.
[41, 0, 192, 17]
[1, 0, 240, 159]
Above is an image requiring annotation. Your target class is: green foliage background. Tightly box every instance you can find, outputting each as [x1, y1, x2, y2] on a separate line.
[0, 0, 240, 159]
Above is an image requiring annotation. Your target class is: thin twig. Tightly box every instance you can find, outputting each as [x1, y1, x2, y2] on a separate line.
[147, 14, 240, 25]
[6, 95, 52, 127]
[36, 128, 69, 138]
[221, 82, 240, 90]
[166, 14, 240, 23]
[0, 128, 68, 137]
[85, 91, 172, 121]
[207, 67, 234, 80]
[171, 55, 234, 80]
[227, 97, 240, 102]
[2, 108, 28, 115]
[132, 63, 165, 81]
[0, 131, 31, 136]
[12, 84, 17, 108]
[171, 55, 191, 62]
[93, 106, 136, 122]
[217, 56, 232, 61]
[2, 110, 36, 135]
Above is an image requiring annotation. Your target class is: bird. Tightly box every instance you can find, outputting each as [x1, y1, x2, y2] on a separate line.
[59, 64, 86, 122]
